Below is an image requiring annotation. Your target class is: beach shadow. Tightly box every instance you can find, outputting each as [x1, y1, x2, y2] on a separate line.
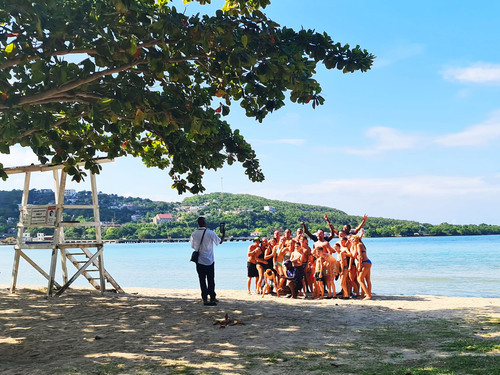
[0, 288, 498, 375]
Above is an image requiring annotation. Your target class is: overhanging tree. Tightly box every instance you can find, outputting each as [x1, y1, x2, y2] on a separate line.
[0, 0, 374, 193]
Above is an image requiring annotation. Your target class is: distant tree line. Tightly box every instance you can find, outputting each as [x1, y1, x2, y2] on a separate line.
[1, 190, 499, 240]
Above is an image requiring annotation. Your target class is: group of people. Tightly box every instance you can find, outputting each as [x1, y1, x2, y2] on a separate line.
[190, 214, 372, 308]
[247, 215, 372, 300]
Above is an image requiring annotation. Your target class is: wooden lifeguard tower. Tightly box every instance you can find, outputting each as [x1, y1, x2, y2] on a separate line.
[6, 158, 123, 296]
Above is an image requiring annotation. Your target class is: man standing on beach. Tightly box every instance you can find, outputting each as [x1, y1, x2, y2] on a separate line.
[190, 217, 225, 306]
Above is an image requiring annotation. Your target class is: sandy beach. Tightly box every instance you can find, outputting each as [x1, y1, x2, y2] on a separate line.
[1, 286, 498, 374]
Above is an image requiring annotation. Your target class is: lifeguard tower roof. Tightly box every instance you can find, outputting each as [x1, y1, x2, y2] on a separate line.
[3, 157, 113, 175]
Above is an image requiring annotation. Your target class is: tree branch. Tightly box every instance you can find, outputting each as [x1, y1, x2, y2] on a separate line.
[20, 111, 90, 138]
[0, 38, 179, 71]
[0, 54, 209, 110]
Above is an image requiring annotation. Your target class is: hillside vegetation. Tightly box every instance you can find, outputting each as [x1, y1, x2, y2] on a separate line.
[1, 190, 499, 240]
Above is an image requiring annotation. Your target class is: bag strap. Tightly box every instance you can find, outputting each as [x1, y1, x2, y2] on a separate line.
[196, 228, 207, 252]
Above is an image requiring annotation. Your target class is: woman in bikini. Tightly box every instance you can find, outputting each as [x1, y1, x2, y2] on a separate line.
[339, 232, 358, 297]
[351, 234, 372, 300]
[264, 238, 277, 273]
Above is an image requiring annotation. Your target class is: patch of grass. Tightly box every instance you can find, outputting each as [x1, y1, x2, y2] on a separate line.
[58, 361, 197, 375]
[55, 316, 500, 375]
[157, 359, 198, 375]
[61, 363, 127, 375]
[443, 339, 500, 353]
[243, 350, 289, 363]
[356, 354, 500, 375]
[339, 316, 500, 375]
[242, 348, 342, 374]
[389, 352, 405, 360]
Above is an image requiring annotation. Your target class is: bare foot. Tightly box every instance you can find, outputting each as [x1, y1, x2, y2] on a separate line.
[362, 296, 372, 300]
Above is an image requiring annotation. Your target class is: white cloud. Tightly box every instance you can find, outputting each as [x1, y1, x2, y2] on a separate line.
[257, 138, 306, 146]
[341, 126, 422, 156]
[299, 175, 498, 197]
[442, 63, 500, 84]
[435, 110, 500, 147]
[375, 43, 425, 68]
[244, 174, 500, 224]
[277, 112, 301, 126]
[337, 109, 500, 156]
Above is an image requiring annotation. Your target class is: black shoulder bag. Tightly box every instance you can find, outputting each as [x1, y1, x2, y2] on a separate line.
[190, 228, 207, 263]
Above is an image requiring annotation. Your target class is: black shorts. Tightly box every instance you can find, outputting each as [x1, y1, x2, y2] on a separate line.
[247, 262, 259, 278]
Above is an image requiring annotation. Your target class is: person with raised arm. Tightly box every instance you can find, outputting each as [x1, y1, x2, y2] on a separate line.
[326, 214, 368, 237]
[301, 218, 336, 243]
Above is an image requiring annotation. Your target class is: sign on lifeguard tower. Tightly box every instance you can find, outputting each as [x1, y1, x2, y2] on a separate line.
[22, 205, 57, 226]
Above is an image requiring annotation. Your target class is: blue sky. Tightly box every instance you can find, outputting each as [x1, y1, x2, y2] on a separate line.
[2, 0, 500, 225]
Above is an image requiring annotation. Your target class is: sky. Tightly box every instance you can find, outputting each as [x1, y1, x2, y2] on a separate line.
[2, 0, 500, 225]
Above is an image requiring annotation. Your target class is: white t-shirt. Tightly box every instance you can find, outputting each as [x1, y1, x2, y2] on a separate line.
[190, 227, 222, 266]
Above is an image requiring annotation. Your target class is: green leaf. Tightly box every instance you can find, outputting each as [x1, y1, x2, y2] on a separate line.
[0, 0, 373, 195]
[0, 143, 10, 153]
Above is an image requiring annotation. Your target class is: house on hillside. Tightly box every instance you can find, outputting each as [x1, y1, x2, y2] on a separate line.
[263, 205, 276, 213]
[153, 214, 173, 225]
[64, 189, 77, 197]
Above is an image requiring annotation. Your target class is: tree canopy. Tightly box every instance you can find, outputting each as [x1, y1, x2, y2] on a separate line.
[0, 0, 374, 193]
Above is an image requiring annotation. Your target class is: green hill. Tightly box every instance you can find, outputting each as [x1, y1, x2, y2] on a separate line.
[1, 190, 499, 240]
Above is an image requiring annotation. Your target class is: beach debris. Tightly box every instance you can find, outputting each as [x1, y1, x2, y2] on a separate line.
[214, 313, 245, 328]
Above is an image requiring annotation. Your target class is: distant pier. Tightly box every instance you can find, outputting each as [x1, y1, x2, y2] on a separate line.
[101, 237, 253, 244]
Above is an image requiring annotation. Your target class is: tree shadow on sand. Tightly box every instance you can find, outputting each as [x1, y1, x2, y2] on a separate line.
[0, 288, 498, 375]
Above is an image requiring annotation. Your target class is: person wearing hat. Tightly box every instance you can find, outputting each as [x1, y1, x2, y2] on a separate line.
[247, 237, 261, 294]
[190, 216, 225, 306]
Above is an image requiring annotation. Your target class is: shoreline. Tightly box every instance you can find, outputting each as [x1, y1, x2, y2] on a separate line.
[2, 232, 500, 247]
[1, 286, 499, 374]
[3, 284, 500, 300]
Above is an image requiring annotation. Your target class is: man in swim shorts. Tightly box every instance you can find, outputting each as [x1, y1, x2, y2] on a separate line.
[247, 237, 261, 294]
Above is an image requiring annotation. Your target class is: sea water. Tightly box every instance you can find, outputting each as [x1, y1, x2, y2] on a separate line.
[0, 235, 499, 297]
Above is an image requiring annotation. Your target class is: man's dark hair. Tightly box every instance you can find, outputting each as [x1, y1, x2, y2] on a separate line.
[197, 217, 207, 227]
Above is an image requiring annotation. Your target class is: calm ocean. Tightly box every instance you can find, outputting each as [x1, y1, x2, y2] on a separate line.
[1, 235, 499, 297]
